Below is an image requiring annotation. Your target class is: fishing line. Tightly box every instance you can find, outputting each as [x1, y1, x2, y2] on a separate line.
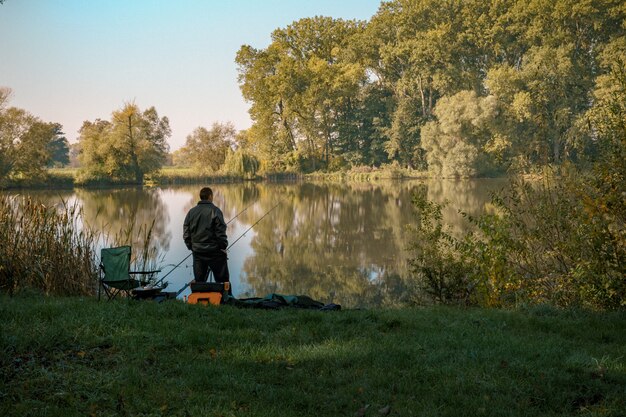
[173, 200, 282, 296]
[226, 201, 281, 250]
[153, 199, 257, 287]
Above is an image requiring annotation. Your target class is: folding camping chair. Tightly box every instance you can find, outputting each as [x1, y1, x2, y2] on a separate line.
[98, 245, 161, 301]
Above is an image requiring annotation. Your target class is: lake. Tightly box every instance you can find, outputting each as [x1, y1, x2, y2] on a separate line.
[13, 179, 507, 307]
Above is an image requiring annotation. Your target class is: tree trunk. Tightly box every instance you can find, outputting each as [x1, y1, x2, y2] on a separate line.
[418, 75, 427, 117]
[278, 99, 297, 151]
[428, 78, 433, 115]
[127, 115, 143, 184]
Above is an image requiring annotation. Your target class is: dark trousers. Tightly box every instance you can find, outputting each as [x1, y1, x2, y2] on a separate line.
[192, 252, 230, 285]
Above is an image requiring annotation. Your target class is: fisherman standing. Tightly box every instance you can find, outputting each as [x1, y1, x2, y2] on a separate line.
[183, 187, 230, 286]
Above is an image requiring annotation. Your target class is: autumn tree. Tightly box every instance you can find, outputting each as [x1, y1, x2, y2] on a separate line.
[77, 103, 170, 184]
[177, 122, 236, 172]
[236, 16, 367, 171]
[0, 88, 68, 181]
[421, 91, 499, 177]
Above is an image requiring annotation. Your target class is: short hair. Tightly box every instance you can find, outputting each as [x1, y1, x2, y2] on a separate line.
[199, 187, 213, 200]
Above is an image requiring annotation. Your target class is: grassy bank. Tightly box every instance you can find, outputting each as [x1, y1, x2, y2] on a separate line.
[148, 167, 247, 186]
[2, 166, 432, 190]
[1, 296, 625, 417]
[0, 169, 76, 189]
[305, 165, 428, 182]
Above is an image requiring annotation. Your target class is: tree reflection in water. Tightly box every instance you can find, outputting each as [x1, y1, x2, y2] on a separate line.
[76, 187, 171, 270]
[234, 179, 505, 307]
[8, 179, 506, 307]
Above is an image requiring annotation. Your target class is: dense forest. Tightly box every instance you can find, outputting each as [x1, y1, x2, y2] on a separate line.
[235, 0, 626, 176]
[1, 0, 625, 183]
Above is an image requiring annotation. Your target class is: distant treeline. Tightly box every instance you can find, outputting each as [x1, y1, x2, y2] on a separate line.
[2, 0, 625, 186]
[235, 0, 626, 176]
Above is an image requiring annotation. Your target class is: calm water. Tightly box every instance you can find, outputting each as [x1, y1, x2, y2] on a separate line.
[13, 179, 507, 307]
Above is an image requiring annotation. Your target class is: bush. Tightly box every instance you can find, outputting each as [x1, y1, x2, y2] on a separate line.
[407, 188, 475, 305]
[408, 171, 626, 309]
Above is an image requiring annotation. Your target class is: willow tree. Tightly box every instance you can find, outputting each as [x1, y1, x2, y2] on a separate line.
[78, 103, 170, 184]
[421, 91, 499, 177]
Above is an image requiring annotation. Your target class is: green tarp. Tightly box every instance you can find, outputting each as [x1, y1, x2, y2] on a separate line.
[224, 293, 340, 311]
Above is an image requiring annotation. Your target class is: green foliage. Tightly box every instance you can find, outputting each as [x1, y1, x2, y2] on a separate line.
[45, 123, 70, 167]
[236, 16, 373, 171]
[77, 103, 170, 184]
[221, 148, 259, 179]
[407, 188, 475, 304]
[0, 89, 69, 184]
[486, 45, 587, 166]
[235, 0, 626, 176]
[421, 91, 499, 177]
[409, 172, 626, 309]
[411, 43, 626, 306]
[175, 122, 236, 172]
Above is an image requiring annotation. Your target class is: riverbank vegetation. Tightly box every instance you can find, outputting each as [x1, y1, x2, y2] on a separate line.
[1, 296, 625, 416]
[407, 32, 626, 310]
[0, 195, 97, 296]
[3, 0, 626, 187]
[234, 0, 625, 177]
[1, 1, 624, 308]
[0, 88, 70, 188]
[0, 194, 161, 296]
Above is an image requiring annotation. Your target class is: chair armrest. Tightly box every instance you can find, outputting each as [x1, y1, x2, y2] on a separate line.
[129, 270, 162, 274]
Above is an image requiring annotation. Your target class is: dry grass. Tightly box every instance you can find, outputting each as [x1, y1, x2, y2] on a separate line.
[0, 195, 99, 295]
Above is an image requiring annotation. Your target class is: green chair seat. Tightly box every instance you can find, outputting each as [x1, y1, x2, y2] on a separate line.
[98, 245, 160, 301]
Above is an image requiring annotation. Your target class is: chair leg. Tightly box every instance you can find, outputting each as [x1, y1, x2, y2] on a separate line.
[102, 284, 118, 301]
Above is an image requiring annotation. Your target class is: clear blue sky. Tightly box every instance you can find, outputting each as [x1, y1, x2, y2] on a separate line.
[0, 0, 382, 149]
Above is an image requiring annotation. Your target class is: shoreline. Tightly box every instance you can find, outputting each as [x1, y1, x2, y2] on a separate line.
[0, 167, 513, 191]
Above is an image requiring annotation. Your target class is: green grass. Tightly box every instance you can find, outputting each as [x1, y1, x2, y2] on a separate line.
[1, 296, 625, 417]
[149, 167, 246, 185]
[0, 170, 76, 189]
[305, 165, 428, 182]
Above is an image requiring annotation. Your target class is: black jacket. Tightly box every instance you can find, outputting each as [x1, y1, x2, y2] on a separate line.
[183, 201, 228, 254]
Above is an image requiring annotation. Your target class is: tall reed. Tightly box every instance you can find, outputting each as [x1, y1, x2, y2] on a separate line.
[0, 195, 99, 295]
[106, 214, 162, 280]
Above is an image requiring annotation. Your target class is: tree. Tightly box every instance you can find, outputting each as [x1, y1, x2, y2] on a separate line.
[222, 148, 260, 179]
[0, 94, 65, 181]
[0, 87, 12, 110]
[366, 0, 492, 168]
[68, 142, 81, 168]
[77, 103, 170, 183]
[486, 45, 586, 167]
[421, 91, 498, 177]
[236, 17, 367, 171]
[177, 122, 236, 172]
[0, 107, 30, 179]
[46, 123, 69, 167]
[233, 0, 626, 173]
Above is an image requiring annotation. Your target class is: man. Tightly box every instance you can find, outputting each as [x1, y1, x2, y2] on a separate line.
[183, 187, 230, 286]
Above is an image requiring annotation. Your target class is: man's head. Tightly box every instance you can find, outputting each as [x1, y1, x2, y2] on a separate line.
[199, 187, 213, 201]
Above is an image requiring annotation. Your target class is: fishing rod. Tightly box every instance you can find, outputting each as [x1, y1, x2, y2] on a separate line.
[152, 199, 257, 288]
[226, 201, 281, 250]
[174, 200, 282, 297]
